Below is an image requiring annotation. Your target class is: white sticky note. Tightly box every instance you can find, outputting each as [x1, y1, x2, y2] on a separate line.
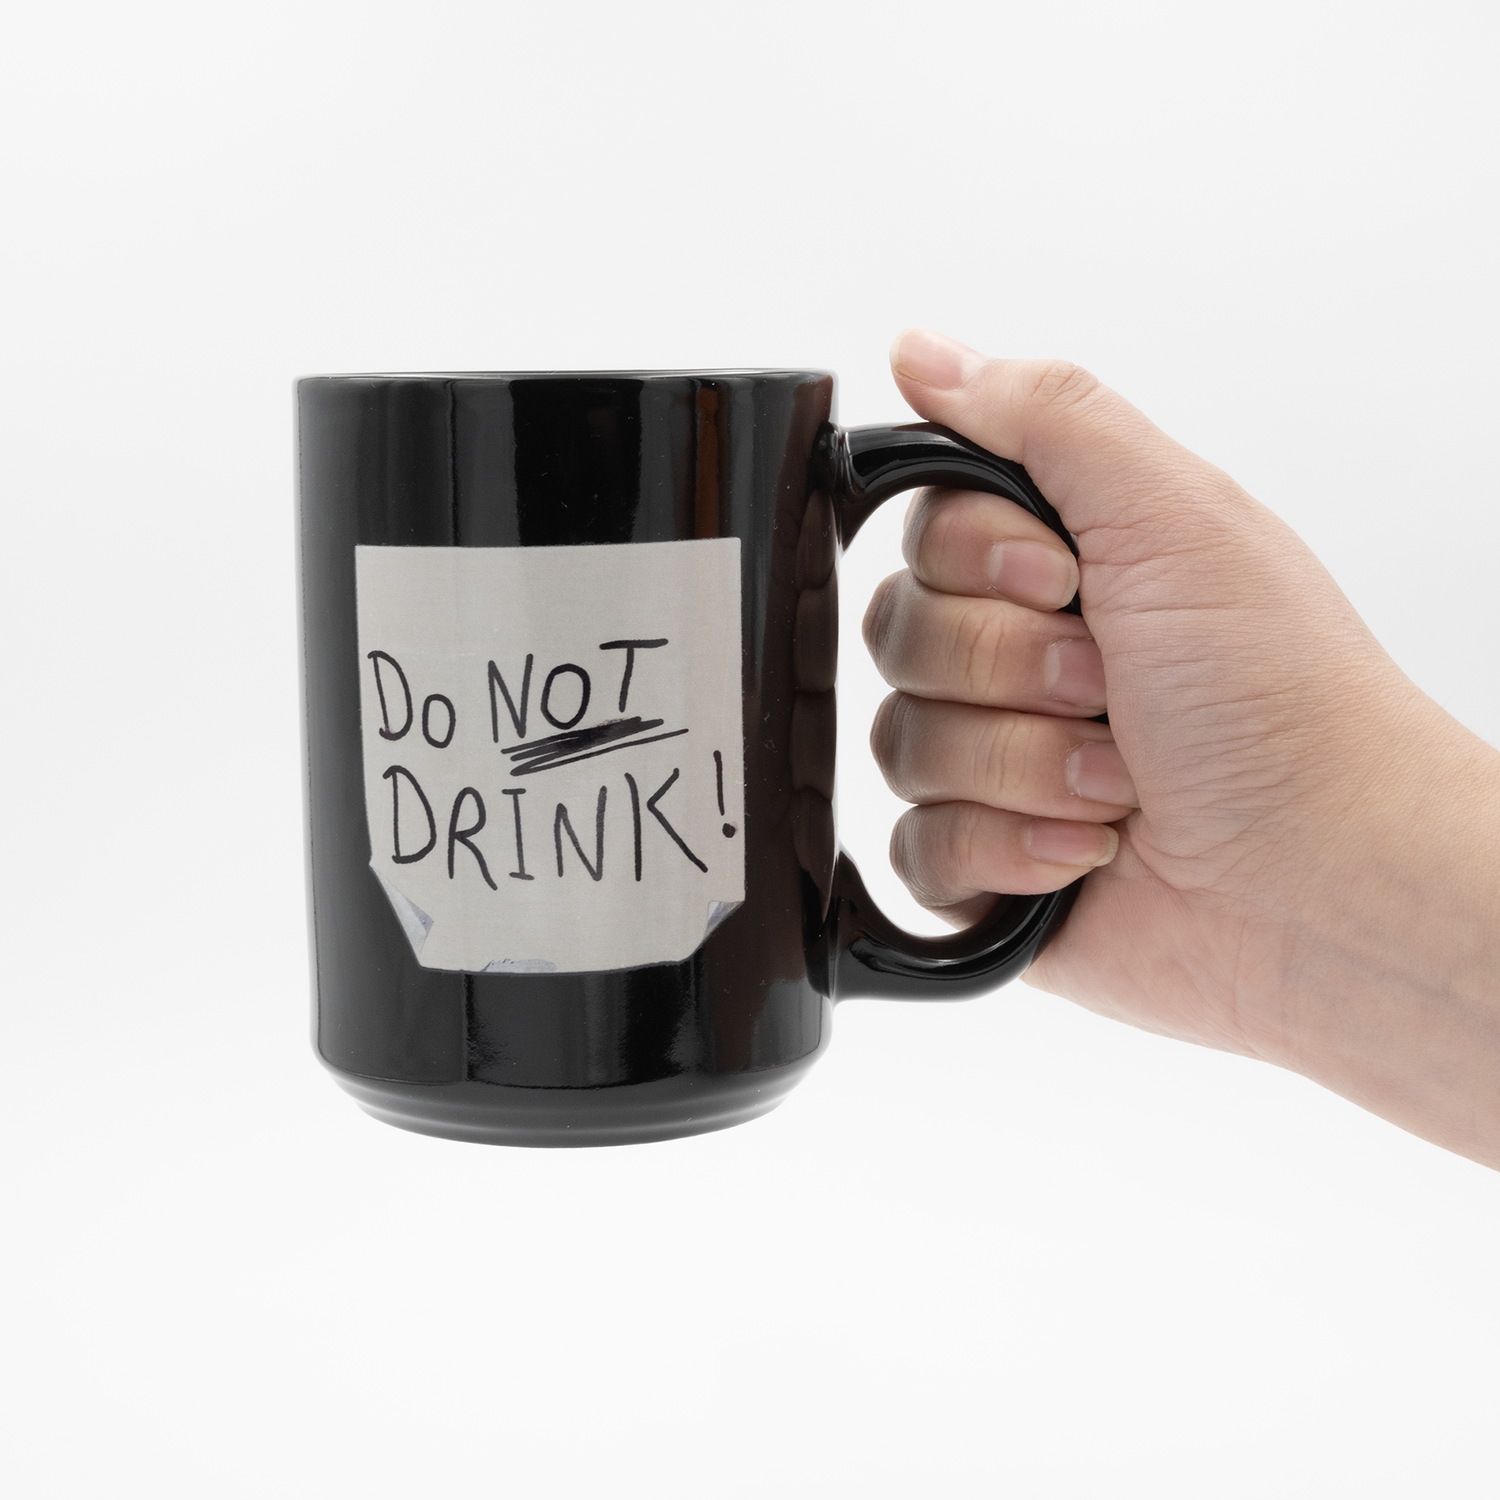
[355, 540, 745, 974]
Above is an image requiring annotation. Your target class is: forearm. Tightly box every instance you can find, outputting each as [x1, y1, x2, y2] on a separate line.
[1265, 714, 1500, 1169]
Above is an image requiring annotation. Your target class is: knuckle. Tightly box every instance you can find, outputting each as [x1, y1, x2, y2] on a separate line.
[861, 571, 903, 660]
[948, 804, 988, 892]
[868, 693, 908, 784]
[888, 809, 926, 890]
[1022, 360, 1102, 420]
[929, 497, 975, 572]
[902, 488, 961, 572]
[891, 805, 959, 905]
[973, 711, 1021, 800]
[900, 488, 938, 559]
[950, 599, 1010, 702]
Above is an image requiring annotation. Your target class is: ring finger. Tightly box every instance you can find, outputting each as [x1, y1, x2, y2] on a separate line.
[872, 695, 1138, 819]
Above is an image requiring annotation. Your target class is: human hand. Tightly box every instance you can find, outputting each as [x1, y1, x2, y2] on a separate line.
[866, 329, 1500, 1169]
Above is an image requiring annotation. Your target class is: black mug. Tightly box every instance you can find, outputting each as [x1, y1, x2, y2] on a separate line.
[296, 369, 1079, 1146]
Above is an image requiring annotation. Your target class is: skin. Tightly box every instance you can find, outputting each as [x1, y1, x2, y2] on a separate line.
[865, 328, 1500, 1171]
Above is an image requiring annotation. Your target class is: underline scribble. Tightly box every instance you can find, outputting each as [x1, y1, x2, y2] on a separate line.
[501, 717, 689, 776]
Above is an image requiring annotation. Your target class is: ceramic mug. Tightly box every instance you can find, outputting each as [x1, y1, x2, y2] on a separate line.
[296, 369, 1080, 1145]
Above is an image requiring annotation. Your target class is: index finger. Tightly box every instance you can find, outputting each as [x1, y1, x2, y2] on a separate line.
[904, 485, 1080, 609]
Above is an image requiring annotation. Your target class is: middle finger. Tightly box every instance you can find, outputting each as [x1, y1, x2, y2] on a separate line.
[872, 695, 1138, 819]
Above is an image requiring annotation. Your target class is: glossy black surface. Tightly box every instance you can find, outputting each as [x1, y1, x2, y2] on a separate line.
[297, 371, 1079, 1145]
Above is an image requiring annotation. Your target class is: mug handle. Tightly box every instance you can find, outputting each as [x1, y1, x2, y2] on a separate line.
[817, 421, 1085, 1002]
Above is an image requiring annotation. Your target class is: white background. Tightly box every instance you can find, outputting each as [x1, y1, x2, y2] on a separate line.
[3, 2, 1497, 1496]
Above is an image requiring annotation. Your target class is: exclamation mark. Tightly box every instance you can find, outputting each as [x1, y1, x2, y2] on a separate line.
[715, 750, 735, 838]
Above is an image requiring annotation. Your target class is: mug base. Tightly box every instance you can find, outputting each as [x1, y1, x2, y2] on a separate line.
[327, 1060, 821, 1148]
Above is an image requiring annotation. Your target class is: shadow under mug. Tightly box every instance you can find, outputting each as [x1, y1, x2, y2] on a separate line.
[297, 369, 1080, 1146]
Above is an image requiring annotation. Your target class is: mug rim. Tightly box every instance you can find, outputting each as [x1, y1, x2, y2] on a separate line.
[296, 368, 835, 384]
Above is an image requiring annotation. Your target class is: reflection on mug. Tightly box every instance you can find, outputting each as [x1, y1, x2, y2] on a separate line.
[792, 488, 838, 917]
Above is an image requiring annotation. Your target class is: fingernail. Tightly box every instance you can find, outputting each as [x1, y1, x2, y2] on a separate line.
[1044, 638, 1107, 709]
[1027, 818, 1119, 868]
[1065, 741, 1137, 805]
[891, 328, 987, 390]
[985, 541, 1078, 609]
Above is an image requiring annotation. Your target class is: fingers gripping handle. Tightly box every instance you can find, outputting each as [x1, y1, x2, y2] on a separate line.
[818, 422, 1083, 1002]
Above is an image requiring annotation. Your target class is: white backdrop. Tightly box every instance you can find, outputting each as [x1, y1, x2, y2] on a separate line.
[3, 2, 1497, 1495]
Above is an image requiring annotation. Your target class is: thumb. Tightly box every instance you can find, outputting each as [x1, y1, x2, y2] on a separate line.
[887, 326, 1389, 699]
[889, 328, 1229, 545]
